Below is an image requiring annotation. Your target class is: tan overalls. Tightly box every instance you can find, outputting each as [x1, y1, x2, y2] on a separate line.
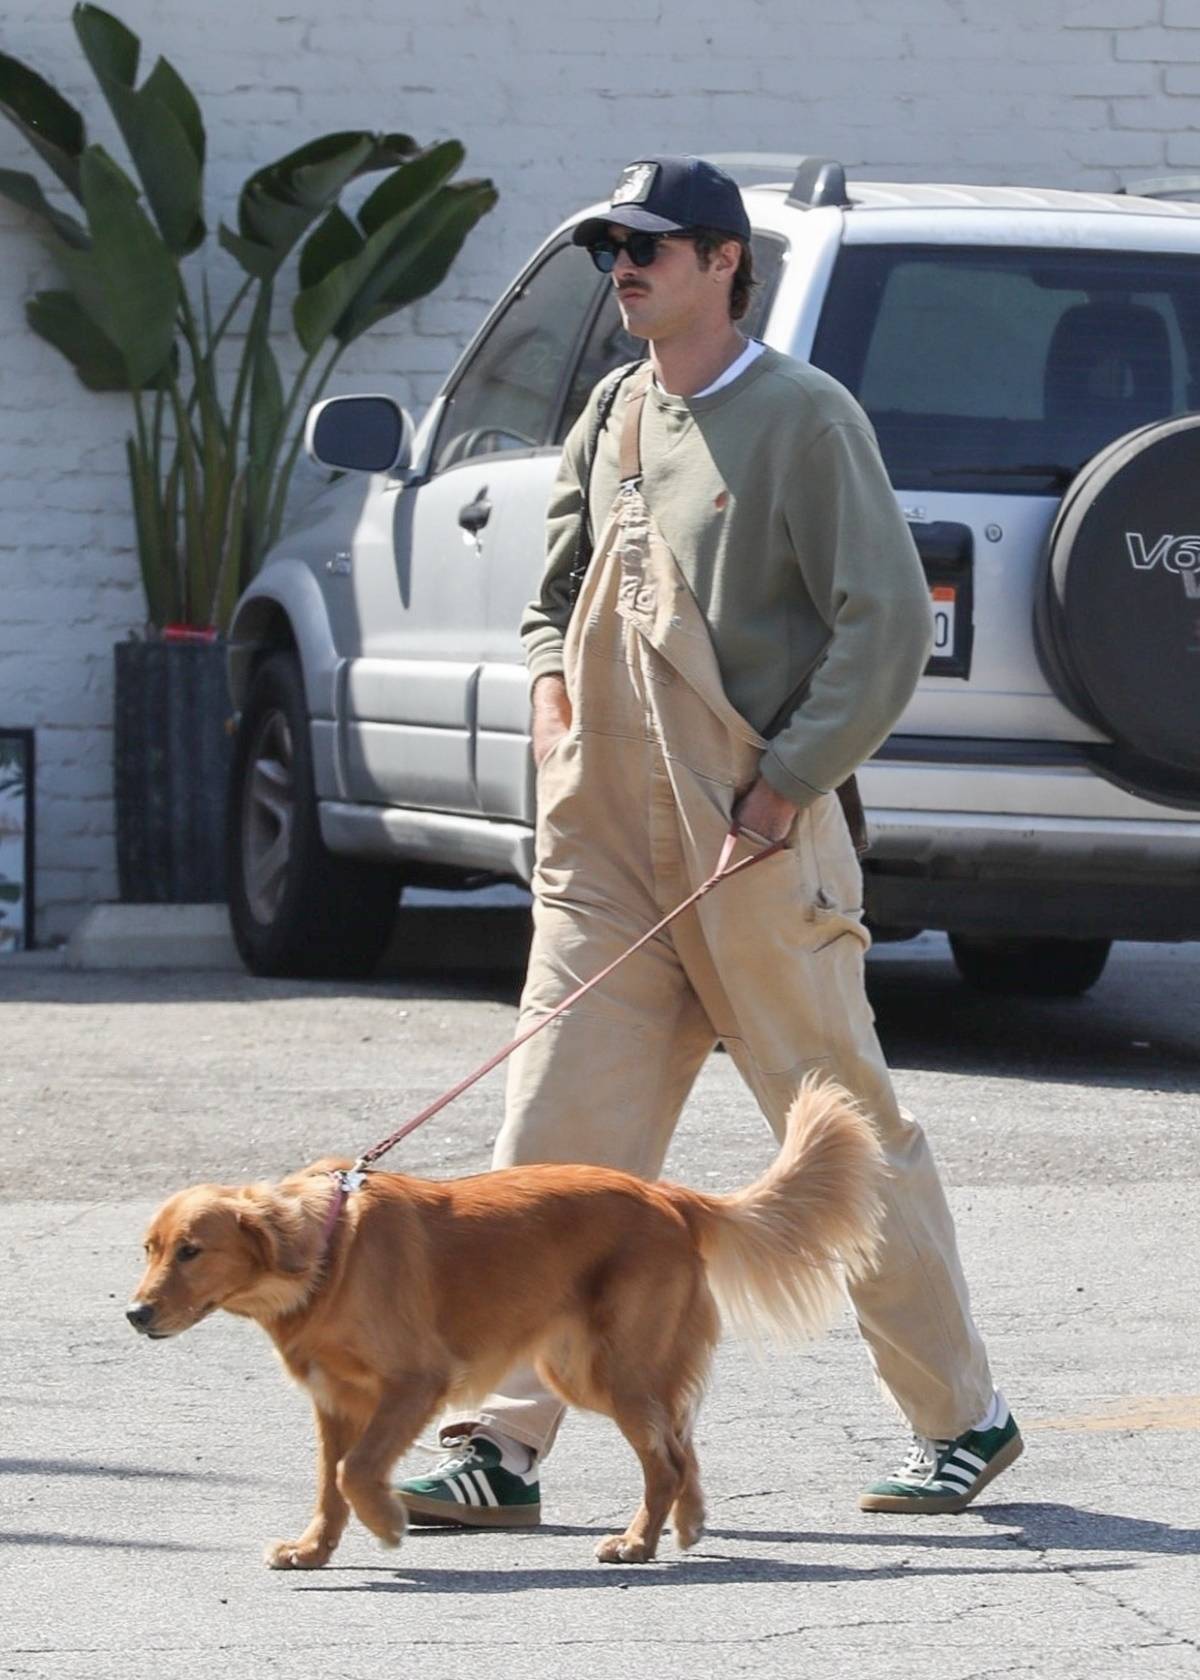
[465, 369, 992, 1452]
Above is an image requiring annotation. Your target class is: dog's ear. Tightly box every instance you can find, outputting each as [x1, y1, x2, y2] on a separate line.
[234, 1189, 310, 1277]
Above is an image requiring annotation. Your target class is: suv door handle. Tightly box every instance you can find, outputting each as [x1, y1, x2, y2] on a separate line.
[458, 487, 492, 535]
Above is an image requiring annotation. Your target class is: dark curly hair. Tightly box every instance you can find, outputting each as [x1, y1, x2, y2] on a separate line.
[690, 228, 756, 321]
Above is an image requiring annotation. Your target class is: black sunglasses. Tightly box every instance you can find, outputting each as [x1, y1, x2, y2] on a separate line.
[586, 230, 691, 273]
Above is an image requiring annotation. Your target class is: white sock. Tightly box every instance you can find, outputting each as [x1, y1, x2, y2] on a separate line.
[473, 1425, 536, 1475]
[971, 1390, 1004, 1433]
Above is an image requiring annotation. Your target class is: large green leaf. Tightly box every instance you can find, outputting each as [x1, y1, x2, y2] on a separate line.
[59, 146, 177, 389]
[293, 156, 495, 353]
[142, 57, 204, 170]
[334, 180, 497, 347]
[222, 130, 415, 280]
[73, 5, 204, 254]
[297, 204, 361, 292]
[27, 289, 127, 389]
[0, 51, 85, 198]
[217, 222, 278, 281]
[356, 140, 464, 237]
[0, 168, 89, 247]
[72, 3, 139, 84]
[291, 148, 482, 353]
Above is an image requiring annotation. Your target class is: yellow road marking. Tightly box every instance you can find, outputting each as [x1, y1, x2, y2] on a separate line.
[1027, 1396, 1200, 1432]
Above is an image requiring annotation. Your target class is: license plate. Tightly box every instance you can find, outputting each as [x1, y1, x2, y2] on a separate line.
[911, 520, 973, 678]
[931, 585, 956, 657]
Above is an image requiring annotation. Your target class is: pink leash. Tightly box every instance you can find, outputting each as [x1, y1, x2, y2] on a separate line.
[320, 826, 784, 1233]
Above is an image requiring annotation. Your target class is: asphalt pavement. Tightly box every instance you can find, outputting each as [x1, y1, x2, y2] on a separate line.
[1, 918, 1198, 1679]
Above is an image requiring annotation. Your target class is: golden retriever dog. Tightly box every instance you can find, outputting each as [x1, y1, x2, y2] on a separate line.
[127, 1075, 882, 1569]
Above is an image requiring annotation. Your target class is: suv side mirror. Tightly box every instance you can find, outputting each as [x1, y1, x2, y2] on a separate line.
[304, 395, 414, 475]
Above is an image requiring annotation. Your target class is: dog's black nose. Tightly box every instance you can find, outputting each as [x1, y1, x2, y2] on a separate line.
[126, 1302, 154, 1332]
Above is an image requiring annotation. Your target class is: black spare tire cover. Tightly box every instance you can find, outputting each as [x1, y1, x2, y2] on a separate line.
[1036, 413, 1200, 795]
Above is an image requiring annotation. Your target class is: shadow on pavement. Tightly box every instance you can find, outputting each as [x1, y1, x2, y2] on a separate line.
[978, 1501, 1200, 1554]
[283, 1500, 1198, 1590]
[3, 907, 1196, 1095]
[0, 950, 526, 1010]
[290, 1556, 1132, 1592]
[864, 937, 1200, 1090]
[0, 1529, 232, 1552]
[702, 1504, 1200, 1556]
[0, 1455, 268, 1486]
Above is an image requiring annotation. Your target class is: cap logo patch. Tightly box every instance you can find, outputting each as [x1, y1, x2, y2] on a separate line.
[611, 162, 658, 206]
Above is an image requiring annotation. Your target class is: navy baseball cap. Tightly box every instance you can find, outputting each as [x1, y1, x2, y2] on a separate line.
[572, 155, 751, 247]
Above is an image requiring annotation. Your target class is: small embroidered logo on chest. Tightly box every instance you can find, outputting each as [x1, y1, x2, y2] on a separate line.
[714, 489, 729, 512]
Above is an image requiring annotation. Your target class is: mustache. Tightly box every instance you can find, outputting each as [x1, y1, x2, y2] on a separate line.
[617, 278, 649, 296]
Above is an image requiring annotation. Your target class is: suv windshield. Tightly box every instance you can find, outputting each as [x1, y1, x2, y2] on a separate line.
[811, 243, 1200, 494]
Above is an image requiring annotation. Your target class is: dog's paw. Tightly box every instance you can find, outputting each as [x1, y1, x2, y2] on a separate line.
[595, 1533, 652, 1564]
[673, 1507, 706, 1551]
[264, 1538, 331, 1570]
[338, 1465, 408, 1550]
[354, 1490, 408, 1550]
[371, 1512, 404, 1552]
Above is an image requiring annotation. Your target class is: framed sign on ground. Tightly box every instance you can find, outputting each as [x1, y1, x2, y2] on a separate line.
[0, 728, 34, 953]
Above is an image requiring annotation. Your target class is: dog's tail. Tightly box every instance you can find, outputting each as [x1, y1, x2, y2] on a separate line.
[684, 1074, 885, 1347]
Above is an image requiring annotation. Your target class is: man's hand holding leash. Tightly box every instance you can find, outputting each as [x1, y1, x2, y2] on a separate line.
[732, 776, 797, 846]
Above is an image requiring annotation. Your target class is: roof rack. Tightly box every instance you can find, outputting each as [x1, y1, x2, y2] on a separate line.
[704, 152, 808, 185]
[703, 152, 852, 208]
[786, 155, 851, 210]
[1118, 173, 1200, 202]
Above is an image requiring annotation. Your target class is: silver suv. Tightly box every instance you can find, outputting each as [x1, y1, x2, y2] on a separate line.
[225, 156, 1200, 993]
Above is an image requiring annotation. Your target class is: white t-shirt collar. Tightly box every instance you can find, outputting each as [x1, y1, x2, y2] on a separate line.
[654, 338, 766, 401]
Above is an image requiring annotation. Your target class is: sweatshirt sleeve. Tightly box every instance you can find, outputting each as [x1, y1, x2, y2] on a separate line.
[760, 420, 933, 806]
[520, 406, 591, 686]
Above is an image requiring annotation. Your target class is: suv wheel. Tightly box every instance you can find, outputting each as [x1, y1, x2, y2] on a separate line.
[227, 651, 401, 978]
[948, 934, 1111, 998]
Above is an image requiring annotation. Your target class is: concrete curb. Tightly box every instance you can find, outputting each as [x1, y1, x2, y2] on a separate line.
[43, 893, 532, 975]
[64, 903, 238, 970]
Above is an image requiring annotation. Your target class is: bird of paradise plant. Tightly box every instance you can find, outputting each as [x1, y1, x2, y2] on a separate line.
[0, 4, 497, 631]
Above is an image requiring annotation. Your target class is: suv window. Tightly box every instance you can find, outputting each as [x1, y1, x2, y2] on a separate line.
[556, 231, 789, 439]
[434, 242, 601, 471]
[811, 244, 1200, 494]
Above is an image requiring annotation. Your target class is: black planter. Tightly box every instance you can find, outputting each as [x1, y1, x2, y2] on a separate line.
[113, 639, 233, 903]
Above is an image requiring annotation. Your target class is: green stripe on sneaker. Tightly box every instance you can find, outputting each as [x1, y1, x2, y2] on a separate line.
[859, 1402, 1023, 1514]
[397, 1433, 541, 1528]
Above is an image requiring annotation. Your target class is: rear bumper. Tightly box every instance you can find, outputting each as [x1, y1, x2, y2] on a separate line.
[862, 808, 1200, 939]
[860, 738, 1200, 938]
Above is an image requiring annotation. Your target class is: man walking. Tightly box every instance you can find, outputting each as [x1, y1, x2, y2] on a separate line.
[400, 156, 1021, 1528]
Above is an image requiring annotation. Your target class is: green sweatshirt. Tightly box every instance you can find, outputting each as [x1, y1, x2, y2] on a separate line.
[521, 345, 933, 809]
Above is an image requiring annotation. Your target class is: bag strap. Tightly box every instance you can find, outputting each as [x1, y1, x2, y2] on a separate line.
[836, 774, 870, 857]
[566, 359, 645, 609]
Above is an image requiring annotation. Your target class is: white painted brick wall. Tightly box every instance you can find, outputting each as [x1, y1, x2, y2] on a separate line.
[1, 0, 1197, 942]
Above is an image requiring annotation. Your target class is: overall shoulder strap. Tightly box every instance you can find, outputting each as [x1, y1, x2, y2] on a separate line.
[567, 358, 646, 609]
[618, 362, 654, 484]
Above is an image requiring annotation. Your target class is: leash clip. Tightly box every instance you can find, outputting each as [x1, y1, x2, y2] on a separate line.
[334, 1168, 368, 1194]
